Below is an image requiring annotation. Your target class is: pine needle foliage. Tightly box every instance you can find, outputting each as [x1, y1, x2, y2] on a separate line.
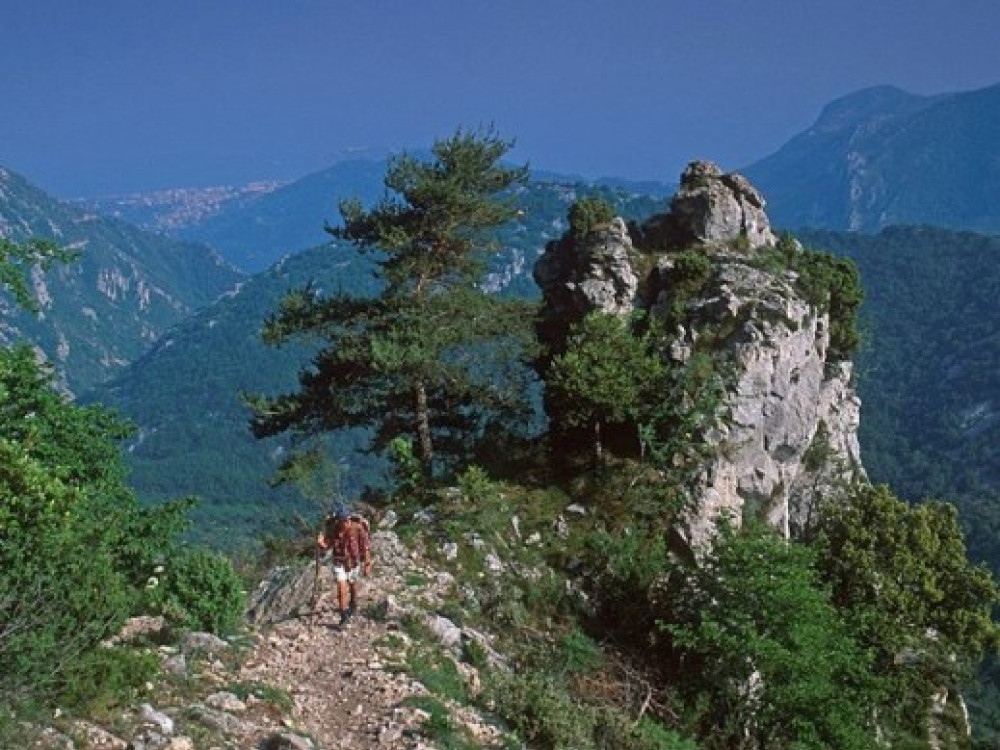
[249, 127, 535, 477]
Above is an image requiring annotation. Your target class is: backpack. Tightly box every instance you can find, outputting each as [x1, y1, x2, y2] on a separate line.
[322, 512, 370, 563]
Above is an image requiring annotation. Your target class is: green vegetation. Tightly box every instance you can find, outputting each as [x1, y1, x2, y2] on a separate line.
[0, 240, 245, 730]
[568, 196, 617, 242]
[545, 312, 664, 464]
[8, 135, 999, 747]
[0, 237, 74, 311]
[755, 233, 864, 360]
[143, 547, 247, 634]
[249, 127, 536, 479]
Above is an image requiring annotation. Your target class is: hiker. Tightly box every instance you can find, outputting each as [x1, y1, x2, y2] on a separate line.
[317, 506, 372, 625]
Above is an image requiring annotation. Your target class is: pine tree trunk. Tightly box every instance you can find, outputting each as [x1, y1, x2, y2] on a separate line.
[593, 419, 603, 469]
[414, 378, 434, 474]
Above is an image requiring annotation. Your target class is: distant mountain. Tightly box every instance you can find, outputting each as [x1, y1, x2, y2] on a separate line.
[0, 166, 244, 392]
[93, 159, 674, 274]
[745, 83, 1000, 232]
[175, 159, 389, 272]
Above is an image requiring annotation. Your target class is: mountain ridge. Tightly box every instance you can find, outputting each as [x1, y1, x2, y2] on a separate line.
[744, 81, 1000, 231]
[0, 165, 245, 392]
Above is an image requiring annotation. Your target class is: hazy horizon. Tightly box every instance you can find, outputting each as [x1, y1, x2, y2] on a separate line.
[4, 0, 999, 198]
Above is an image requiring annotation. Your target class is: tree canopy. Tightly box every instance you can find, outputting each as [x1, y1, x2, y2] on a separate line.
[249, 128, 534, 477]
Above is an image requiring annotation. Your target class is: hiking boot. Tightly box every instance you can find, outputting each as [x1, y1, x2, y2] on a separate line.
[338, 609, 351, 626]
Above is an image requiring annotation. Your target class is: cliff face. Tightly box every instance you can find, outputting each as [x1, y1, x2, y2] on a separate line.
[0, 166, 243, 393]
[663, 252, 863, 544]
[535, 161, 864, 546]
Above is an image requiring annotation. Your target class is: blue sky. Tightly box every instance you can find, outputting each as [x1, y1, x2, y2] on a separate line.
[3, 0, 999, 197]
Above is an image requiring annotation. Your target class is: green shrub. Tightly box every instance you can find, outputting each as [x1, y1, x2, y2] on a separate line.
[149, 548, 246, 634]
[569, 197, 616, 243]
[558, 628, 602, 676]
[55, 646, 159, 714]
[406, 647, 467, 702]
[456, 464, 498, 504]
[488, 671, 594, 749]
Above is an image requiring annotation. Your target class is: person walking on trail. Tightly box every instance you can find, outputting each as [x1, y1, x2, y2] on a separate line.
[317, 506, 372, 626]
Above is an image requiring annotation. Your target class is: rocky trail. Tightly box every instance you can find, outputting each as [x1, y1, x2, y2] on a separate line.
[31, 529, 505, 750]
[236, 530, 465, 749]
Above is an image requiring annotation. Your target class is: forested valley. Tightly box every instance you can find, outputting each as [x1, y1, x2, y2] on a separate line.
[2, 130, 1000, 748]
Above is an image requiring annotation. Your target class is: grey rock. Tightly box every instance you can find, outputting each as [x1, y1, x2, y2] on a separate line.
[187, 705, 257, 736]
[204, 691, 246, 712]
[373, 594, 411, 622]
[426, 614, 462, 649]
[441, 541, 459, 560]
[436, 571, 455, 588]
[566, 503, 587, 515]
[105, 615, 167, 646]
[660, 256, 864, 546]
[533, 162, 864, 550]
[162, 653, 186, 677]
[180, 631, 230, 655]
[139, 704, 174, 735]
[245, 563, 318, 625]
[670, 160, 776, 249]
[413, 508, 436, 524]
[534, 215, 639, 355]
[554, 515, 569, 538]
[485, 553, 503, 574]
[378, 508, 398, 529]
[378, 724, 403, 745]
[70, 720, 128, 750]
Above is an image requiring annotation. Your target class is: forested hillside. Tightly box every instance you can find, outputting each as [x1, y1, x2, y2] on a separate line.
[86, 244, 381, 544]
[5, 130, 1000, 748]
[0, 166, 243, 392]
[745, 83, 1000, 232]
[800, 226, 1000, 570]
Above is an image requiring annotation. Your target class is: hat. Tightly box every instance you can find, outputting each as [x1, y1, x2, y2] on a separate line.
[334, 504, 351, 520]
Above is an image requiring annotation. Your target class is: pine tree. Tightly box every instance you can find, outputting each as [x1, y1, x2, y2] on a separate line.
[249, 128, 533, 477]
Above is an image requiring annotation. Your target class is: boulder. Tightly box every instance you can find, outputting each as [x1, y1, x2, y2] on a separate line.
[245, 563, 320, 625]
[670, 160, 776, 249]
[534, 216, 639, 355]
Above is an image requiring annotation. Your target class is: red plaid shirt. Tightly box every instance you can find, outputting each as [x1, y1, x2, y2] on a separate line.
[322, 518, 371, 568]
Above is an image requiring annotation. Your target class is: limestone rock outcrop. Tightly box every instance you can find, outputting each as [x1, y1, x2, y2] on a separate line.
[662, 254, 863, 545]
[670, 161, 776, 249]
[533, 161, 864, 547]
[534, 216, 639, 355]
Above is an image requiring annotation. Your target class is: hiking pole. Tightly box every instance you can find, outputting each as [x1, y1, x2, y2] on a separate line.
[311, 541, 321, 610]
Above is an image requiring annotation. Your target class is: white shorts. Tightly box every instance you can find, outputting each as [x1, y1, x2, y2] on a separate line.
[333, 563, 361, 583]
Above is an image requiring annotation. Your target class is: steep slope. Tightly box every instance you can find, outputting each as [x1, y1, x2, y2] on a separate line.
[0, 166, 244, 392]
[745, 83, 1000, 232]
[535, 161, 865, 546]
[86, 241, 382, 542]
[798, 226, 1000, 567]
[88, 182, 663, 544]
